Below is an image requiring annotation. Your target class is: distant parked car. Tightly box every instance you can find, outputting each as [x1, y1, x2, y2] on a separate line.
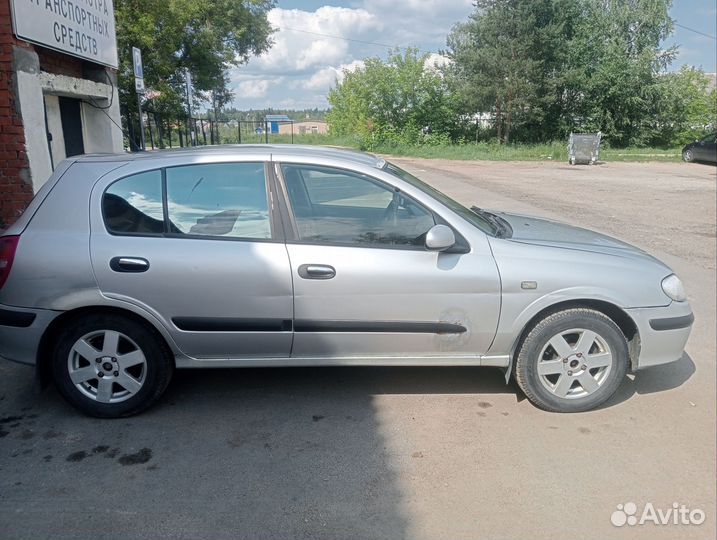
[682, 133, 717, 163]
[0, 146, 693, 417]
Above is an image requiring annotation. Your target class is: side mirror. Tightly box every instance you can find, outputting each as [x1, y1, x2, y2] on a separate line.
[425, 224, 456, 251]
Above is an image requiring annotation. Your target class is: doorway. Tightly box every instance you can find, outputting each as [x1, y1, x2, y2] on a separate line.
[58, 97, 85, 157]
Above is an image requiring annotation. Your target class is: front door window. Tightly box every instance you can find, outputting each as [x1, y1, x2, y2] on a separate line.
[281, 164, 435, 247]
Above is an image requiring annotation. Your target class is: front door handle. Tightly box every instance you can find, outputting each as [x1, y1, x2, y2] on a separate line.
[110, 257, 150, 273]
[298, 264, 336, 280]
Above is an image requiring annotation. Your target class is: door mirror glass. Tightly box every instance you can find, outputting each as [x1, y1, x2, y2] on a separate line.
[425, 224, 456, 251]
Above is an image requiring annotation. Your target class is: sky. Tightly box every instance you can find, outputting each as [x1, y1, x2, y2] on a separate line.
[227, 0, 717, 111]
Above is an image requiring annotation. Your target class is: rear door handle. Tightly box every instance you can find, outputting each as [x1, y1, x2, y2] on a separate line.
[110, 257, 150, 273]
[298, 264, 335, 280]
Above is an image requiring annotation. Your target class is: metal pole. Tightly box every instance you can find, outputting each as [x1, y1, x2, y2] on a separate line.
[291, 121, 294, 144]
[265, 121, 268, 144]
[147, 113, 155, 149]
[238, 122, 241, 144]
[136, 93, 146, 151]
[156, 114, 165, 149]
[185, 74, 193, 146]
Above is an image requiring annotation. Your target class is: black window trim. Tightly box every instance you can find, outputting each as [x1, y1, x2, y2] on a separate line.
[274, 161, 470, 254]
[101, 161, 284, 243]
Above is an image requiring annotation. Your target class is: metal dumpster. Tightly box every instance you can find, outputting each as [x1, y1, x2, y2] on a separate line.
[568, 132, 602, 165]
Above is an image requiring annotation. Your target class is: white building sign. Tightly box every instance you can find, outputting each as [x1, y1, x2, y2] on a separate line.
[10, 0, 118, 68]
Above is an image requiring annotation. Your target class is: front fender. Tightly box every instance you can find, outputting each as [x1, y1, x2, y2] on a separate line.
[485, 238, 671, 360]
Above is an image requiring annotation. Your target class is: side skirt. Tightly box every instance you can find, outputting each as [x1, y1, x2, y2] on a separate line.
[174, 354, 511, 369]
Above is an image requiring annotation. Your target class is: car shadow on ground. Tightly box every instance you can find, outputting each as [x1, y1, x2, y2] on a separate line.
[0, 365, 521, 540]
[0, 355, 696, 538]
[0, 361, 415, 540]
[600, 352, 696, 410]
[163, 365, 527, 410]
[167, 354, 694, 412]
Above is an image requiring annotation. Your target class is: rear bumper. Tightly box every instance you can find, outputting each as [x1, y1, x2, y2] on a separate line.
[0, 304, 59, 366]
[627, 302, 694, 369]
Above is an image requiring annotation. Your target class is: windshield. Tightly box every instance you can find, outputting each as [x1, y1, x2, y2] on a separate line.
[383, 162, 499, 236]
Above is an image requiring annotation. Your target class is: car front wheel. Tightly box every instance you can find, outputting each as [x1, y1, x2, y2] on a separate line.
[514, 308, 629, 412]
[682, 149, 695, 162]
[52, 314, 173, 417]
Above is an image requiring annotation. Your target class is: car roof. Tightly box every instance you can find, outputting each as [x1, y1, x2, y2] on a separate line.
[74, 144, 383, 168]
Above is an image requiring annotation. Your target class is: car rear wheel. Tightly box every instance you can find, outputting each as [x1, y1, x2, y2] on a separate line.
[52, 314, 173, 417]
[514, 308, 628, 412]
[682, 149, 694, 162]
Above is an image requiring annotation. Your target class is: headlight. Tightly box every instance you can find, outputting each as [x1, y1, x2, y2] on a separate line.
[661, 274, 686, 302]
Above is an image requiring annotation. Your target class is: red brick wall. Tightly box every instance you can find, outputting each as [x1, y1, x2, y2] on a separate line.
[0, 0, 89, 229]
[0, 0, 33, 229]
[37, 47, 83, 79]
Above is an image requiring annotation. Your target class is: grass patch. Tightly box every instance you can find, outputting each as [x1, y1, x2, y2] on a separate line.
[374, 142, 682, 162]
[211, 131, 683, 162]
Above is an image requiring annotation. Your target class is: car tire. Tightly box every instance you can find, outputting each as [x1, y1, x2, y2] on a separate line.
[52, 314, 174, 418]
[514, 308, 628, 413]
[682, 149, 694, 162]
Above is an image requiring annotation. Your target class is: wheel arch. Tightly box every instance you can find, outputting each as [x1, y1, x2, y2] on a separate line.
[508, 299, 640, 379]
[36, 306, 176, 387]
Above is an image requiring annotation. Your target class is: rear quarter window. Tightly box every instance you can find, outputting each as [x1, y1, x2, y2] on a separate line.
[103, 170, 164, 234]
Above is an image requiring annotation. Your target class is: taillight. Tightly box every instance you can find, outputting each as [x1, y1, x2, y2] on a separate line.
[0, 236, 20, 289]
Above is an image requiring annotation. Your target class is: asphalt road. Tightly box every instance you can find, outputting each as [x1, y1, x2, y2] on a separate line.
[1, 159, 715, 539]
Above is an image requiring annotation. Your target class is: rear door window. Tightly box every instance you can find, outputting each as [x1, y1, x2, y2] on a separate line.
[165, 163, 271, 239]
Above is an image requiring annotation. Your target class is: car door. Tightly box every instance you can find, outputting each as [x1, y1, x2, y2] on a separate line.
[703, 134, 717, 163]
[692, 137, 706, 161]
[694, 134, 716, 161]
[90, 160, 294, 360]
[275, 162, 501, 360]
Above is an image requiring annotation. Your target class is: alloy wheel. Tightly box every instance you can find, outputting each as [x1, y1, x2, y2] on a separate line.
[67, 330, 147, 403]
[536, 328, 613, 399]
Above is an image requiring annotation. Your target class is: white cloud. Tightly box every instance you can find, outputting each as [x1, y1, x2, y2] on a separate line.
[249, 6, 382, 74]
[237, 79, 271, 98]
[357, 0, 473, 44]
[226, 1, 474, 109]
[303, 60, 365, 91]
[297, 39, 348, 70]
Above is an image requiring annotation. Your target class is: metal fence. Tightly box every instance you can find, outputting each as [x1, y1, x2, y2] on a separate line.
[135, 117, 297, 149]
[214, 120, 297, 145]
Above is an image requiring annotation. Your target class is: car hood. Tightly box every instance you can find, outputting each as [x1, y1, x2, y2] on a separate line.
[493, 211, 664, 264]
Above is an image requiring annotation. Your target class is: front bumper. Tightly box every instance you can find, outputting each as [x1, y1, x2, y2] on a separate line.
[0, 304, 60, 366]
[626, 302, 694, 369]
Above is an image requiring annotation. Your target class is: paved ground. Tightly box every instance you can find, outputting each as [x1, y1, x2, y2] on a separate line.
[1, 159, 715, 539]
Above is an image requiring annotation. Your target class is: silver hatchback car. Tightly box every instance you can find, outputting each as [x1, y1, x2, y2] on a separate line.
[0, 146, 693, 416]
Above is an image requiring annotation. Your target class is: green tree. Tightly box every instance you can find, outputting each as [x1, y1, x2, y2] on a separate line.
[327, 49, 457, 149]
[115, 0, 275, 148]
[445, 0, 585, 143]
[566, 0, 675, 146]
[445, 0, 679, 147]
[648, 66, 717, 146]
